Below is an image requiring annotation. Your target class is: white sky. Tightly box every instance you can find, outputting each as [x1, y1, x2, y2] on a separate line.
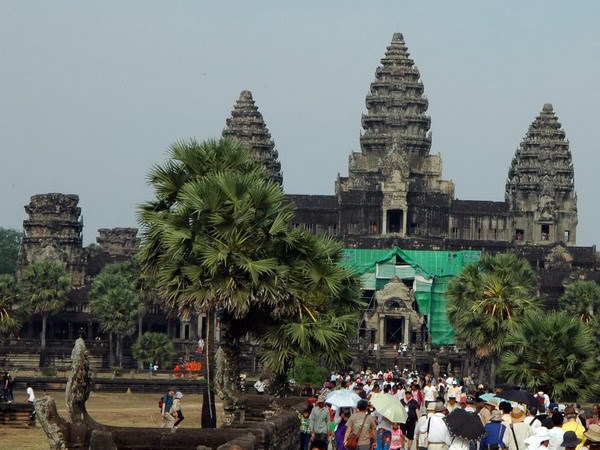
[1, 1, 599, 246]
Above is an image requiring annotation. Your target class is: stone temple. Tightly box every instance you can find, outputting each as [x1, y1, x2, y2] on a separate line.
[8, 33, 596, 372]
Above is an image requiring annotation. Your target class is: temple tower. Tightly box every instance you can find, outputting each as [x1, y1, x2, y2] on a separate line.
[17, 194, 86, 287]
[506, 104, 577, 245]
[96, 228, 140, 258]
[336, 33, 454, 237]
[222, 90, 283, 185]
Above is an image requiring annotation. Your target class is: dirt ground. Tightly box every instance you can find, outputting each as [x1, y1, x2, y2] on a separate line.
[0, 388, 214, 450]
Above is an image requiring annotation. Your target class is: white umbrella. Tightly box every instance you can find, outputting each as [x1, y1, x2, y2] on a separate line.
[369, 393, 408, 424]
[325, 390, 361, 408]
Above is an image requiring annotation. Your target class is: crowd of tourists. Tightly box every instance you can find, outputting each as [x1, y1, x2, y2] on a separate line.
[297, 369, 600, 450]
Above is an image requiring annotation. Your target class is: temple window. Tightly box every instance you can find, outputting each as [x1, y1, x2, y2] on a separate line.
[515, 229, 524, 241]
[386, 209, 404, 233]
[564, 230, 570, 242]
[369, 222, 379, 233]
[541, 224, 550, 241]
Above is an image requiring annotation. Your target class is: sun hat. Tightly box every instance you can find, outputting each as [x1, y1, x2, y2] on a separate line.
[486, 398, 499, 408]
[490, 410, 504, 422]
[466, 395, 476, 404]
[478, 384, 484, 390]
[434, 402, 446, 413]
[175, 391, 183, 399]
[524, 427, 551, 450]
[561, 431, 582, 448]
[317, 394, 326, 403]
[585, 424, 600, 443]
[511, 407, 525, 422]
[427, 402, 436, 412]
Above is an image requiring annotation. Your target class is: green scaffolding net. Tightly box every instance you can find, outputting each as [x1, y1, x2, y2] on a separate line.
[342, 247, 481, 345]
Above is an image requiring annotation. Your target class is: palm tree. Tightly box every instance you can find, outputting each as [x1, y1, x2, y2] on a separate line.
[559, 280, 600, 324]
[499, 311, 600, 402]
[138, 138, 363, 425]
[446, 253, 540, 385]
[89, 266, 142, 366]
[132, 332, 175, 369]
[0, 274, 23, 336]
[20, 261, 71, 349]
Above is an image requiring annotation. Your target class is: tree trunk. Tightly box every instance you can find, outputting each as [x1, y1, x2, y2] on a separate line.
[117, 335, 122, 367]
[477, 359, 484, 384]
[215, 315, 243, 409]
[138, 315, 143, 338]
[201, 309, 217, 428]
[41, 313, 47, 350]
[109, 333, 115, 366]
[489, 356, 497, 388]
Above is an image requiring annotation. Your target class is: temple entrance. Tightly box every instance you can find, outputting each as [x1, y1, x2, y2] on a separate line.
[385, 317, 404, 344]
[386, 209, 404, 234]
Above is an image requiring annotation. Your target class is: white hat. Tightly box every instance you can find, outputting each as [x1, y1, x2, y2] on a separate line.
[525, 427, 551, 450]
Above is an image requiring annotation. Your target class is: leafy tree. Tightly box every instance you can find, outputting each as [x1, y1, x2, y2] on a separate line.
[138, 138, 362, 426]
[446, 253, 541, 385]
[0, 228, 22, 274]
[20, 261, 71, 349]
[559, 280, 600, 324]
[132, 332, 175, 369]
[89, 264, 143, 366]
[289, 357, 329, 386]
[499, 311, 600, 402]
[0, 274, 24, 336]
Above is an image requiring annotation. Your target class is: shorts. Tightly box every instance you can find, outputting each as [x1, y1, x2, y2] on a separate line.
[402, 419, 416, 440]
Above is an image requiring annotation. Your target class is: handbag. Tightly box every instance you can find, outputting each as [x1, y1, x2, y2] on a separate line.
[345, 413, 368, 450]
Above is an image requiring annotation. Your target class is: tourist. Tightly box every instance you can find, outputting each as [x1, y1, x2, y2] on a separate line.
[525, 406, 542, 431]
[390, 422, 405, 450]
[582, 424, 600, 450]
[344, 399, 376, 450]
[480, 410, 507, 450]
[424, 379, 437, 407]
[588, 406, 600, 427]
[547, 412, 564, 450]
[401, 390, 420, 450]
[524, 427, 551, 450]
[299, 405, 313, 450]
[2, 370, 14, 403]
[334, 407, 352, 450]
[254, 377, 266, 395]
[374, 410, 393, 450]
[563, 407, 586, 450]
[25, 382, 36, 423]
[447, 395, 459, 413]
[301, 382, 315, 397]
[464, 396, 477, 413]
[500, 401, 513, 427]
[421, 402, 452, 450]
[310, 439, 328, 450]
[504, 406, 534, 450]
[480, 398, 499, 425]
[160, 388, 176, 428]
[562, 431, 582, 450]
[197, 337, 205, 354]
[309, 395, 330, 443]
[415, 402, 436, 450]
[172, 391, 184, 428]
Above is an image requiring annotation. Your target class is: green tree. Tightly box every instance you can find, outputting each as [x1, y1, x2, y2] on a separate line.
[89, 264, 143, 366]
[559, 280, 600, 324]
[138, 138, 362, 426]
[446, 253, 541, 386]
[289, 357, 329, 386]
[0, 274, 24, 336]
[132, 332, 175, 369]
[0, 228, 22, 274]
[499, 311, 600, 402]
[20, 261, 71, 349]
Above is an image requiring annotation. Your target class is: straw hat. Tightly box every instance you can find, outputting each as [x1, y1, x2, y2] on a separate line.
[585, 424, 600, 443]
[510, 406, 526, 422]
[486, 398, 499, 408]
[434, 402, 446, 413]
[317, 394, 326, 403]
[490, 410, 504, 422]
[427, 402, 436, 412]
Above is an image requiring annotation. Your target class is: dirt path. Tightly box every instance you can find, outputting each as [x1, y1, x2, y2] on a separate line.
[0, 389, 215, 450]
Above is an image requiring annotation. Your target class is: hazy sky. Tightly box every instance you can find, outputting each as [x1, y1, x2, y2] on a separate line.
[2, 1, 599, 246]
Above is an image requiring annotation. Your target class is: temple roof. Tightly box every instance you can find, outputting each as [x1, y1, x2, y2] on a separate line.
[222, 90, 283, 185]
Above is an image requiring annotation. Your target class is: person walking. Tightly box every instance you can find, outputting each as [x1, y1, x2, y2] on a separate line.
[561, 431, 582, 450]
[2, 370, 14, 403]
[480, 410, 507, 450]
[563, 407, 585, 450]
[309, 395, 330, 443]
[254, 377, 266, 395]
[344, 399, 376, 450]
[172, 391, 185, 428]
[504, 406, 534, 450]
[160, 388, 176, 428]
[25, 382, 36, 423]
[421, 402, 452, 450]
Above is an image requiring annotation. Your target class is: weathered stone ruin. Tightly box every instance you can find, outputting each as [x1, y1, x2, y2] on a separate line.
[35, 338, 303, 450]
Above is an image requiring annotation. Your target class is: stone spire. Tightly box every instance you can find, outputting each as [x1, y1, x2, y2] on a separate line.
[506, 104, 577, 244]
[222, 90, 283, 185]
[360, 32, 431, 159]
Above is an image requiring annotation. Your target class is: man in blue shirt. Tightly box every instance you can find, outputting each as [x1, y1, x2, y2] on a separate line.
[480, 410, 507, 450]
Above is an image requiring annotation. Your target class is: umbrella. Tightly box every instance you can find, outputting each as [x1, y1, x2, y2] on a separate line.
[478, 393, 497, 402]
[499, 389, 538, 407]
[443, 408, 487, 442]
[326, 390, 361, 408]
[369, 393, 407, 424]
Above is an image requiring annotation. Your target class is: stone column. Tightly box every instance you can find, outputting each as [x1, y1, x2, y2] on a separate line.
[197, 314, 204, 339]
[404, 317, 410, 345]
[402, 210, 408, 236]
[379, 316, 385, 346]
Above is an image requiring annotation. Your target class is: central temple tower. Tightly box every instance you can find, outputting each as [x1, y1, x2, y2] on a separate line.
[336, 33, 454, 237]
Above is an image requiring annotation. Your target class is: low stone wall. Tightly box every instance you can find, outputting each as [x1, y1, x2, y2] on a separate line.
[0, 402, 35, 426]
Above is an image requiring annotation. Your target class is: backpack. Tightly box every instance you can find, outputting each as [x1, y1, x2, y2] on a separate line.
[536, 394, 545, 406]
[158, 398, 164, 410]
